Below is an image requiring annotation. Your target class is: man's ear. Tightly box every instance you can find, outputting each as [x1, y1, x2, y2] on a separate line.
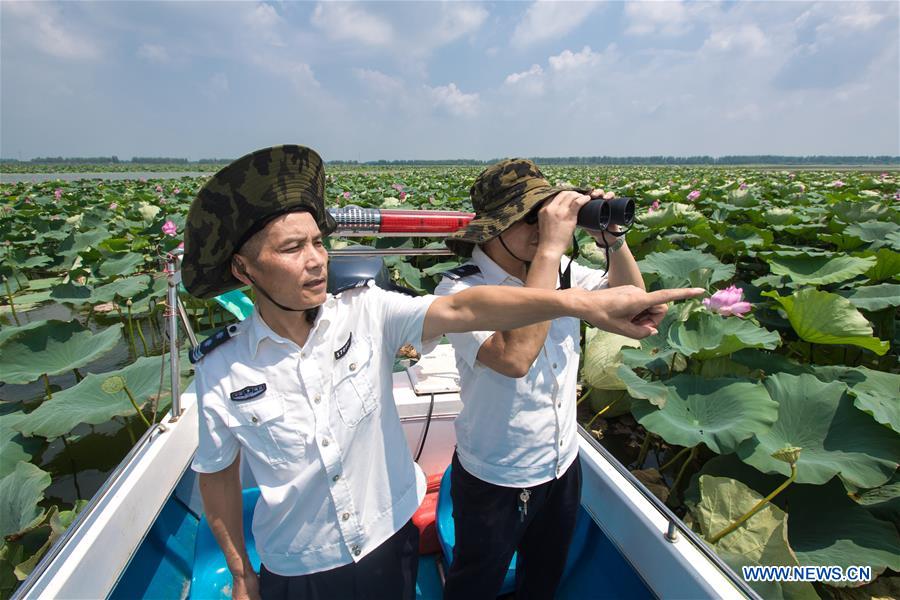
[231, 256, 252, 286]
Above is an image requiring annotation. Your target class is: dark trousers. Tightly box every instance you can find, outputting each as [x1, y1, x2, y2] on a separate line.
[443, 452, 583, 600]
[259, 519, 419, 600]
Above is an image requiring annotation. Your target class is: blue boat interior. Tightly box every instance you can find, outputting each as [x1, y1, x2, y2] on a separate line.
[111, 464, 652, 599]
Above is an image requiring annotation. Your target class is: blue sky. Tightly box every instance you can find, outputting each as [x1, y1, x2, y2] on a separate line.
[1, 1, 898, 161]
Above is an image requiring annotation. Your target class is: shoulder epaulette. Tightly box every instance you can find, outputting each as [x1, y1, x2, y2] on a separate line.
[440, 264, 481, 280]
[189, 324, 240, 364]
[332, 278, 374, 295]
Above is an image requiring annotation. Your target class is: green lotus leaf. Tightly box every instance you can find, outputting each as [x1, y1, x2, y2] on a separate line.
[13, 355, 173, 439]
[616, 366, 668, 408]
[854, 472, 899, 528]
[49, 282, 92, 305]
[810, 365, 900, 434]
[637, 202, 703, 228]
[638, 249, 735, 289]
[667, 312, 781, 360]
[583, 328, 641, 390]
[727, 188, 759, 207]
[137, 203, 161, 221]
[764, 253, 876, 286]
[864, 248, 900, 282]
[0, 412, 40, 479]
[838, 283, 900, 312]
[763, 208, 801, 226]
[100, 375, 126, 394]
[98, 253, 145, 278]
[0, 320, 51, 347]
[763, 289, 890, 355]
[0, 321, 123, 385]
[632, 375, 778, 454]
[686, 475, 817, 600]
[787, 477, 900, 576]
[845, 222, 900, 249]
[90, 274, 151, 304]
[0, 462, 50, 539]
[830, 200, 894, 223]
[695, 455, 900, 575]
[736, 374, 900, 488]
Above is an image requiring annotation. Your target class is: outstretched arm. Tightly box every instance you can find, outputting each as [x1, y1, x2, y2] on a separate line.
[198, 454, 260, 600]
[477, 191, 590, 377]
[423, 284, 704, 344]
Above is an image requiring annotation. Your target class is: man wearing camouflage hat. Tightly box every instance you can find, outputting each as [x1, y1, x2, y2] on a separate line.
[183, 146, 700, 600]
[435, 158, 645, 599]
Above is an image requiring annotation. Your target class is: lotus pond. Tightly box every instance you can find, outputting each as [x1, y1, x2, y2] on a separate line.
[1, 166, 898, 599]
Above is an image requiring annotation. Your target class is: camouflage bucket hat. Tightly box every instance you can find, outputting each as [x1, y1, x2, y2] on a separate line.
[445, 158, 581, 257]
[182, 145, 337, 299]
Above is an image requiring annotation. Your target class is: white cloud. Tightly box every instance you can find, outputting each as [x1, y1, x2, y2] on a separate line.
[549, 45, 602, 71]
[624, 0, 692, 36]
[3, 1, 101, 61]
[137, 43, 169, 63]
[311, 2, 393, 47]
[505, 64, 544, 95]
[355, 68, 404, 96]
[244, 3, 286, 47]
[511, 1, 600, 48]
[430, 3, 488, 47]
[285, 63, 320, 95]
[427, 83, 479, 117]
[702, 25, 769, 56]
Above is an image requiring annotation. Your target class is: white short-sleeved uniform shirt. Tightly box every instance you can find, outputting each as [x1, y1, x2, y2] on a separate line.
[191, 282, 436, 576]
[435, 246, 608, 488]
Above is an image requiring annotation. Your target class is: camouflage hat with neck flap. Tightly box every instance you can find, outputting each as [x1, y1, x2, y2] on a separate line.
[182, 145, 337, 299]
[445, 158, 582, 257]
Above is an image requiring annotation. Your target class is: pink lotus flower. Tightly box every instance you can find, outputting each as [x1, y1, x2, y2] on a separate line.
[54, 188, 62, 200]
[703, 285, 751, 317]
[109, 202, 118, 210]
[161, 220, 177, 236]
[429, 195, 437, 205]
[797, 183, 806, 192]
[399, 191, 408, 201]
[172, 187, 181, 195]
[155, 184, 163, 193]
[687, 190, 701, 201]
[893, 191, 900, 201]
[648, 200, 660, 213]
[139, 177, 147, 183]
[831, 180, 845, 187]
[342, 191, 351, 199]
[159, 198, 167, 205]
[739, 183, 748, 190]
[788, 173, 796, 179]
[391, 183, 404, 192]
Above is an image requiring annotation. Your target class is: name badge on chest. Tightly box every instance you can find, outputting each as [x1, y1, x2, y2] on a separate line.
[230, 384, 267, 402]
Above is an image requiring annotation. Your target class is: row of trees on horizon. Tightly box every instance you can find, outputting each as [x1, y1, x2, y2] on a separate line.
[2, 155, 899, 166]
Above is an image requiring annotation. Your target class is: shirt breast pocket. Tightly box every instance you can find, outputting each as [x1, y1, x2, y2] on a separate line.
[230, 393, 296, 466]
[332, 335, 378, 427]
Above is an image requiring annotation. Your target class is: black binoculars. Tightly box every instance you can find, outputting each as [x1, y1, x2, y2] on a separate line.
[525, 196, 635, 232]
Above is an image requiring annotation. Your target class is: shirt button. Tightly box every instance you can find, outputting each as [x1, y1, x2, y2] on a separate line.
[349, 363, 357, 371]
[251, 416, 259, 423]
[352, 545, 361, 556]
[332, 474, 341, 482]
[559, 440, 564, 447]
[342, 512, 350, 521]
[557, 402, 562, 408]
[552, 363, 558, 369]
[314, 394, 321, 404]
[322, 438, 330, 447]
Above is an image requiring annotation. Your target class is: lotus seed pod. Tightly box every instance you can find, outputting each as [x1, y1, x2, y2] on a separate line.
[126, 299, 133, 307]
[771, 446, 802, 465]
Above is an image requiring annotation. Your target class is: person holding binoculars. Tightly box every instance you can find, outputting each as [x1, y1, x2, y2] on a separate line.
[436, 158, 644, 599]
